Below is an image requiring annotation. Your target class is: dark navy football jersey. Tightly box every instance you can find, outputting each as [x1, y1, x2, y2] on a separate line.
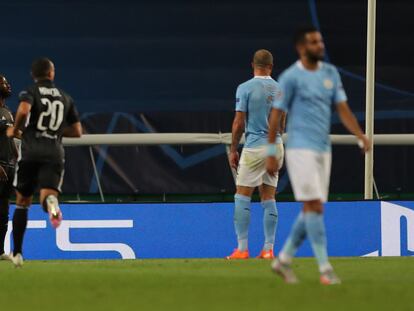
[18, 80, 80, 162]
[0, 105, 17, 167]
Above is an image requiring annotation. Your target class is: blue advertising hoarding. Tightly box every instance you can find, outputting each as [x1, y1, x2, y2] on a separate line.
[3, 201, 413, 260]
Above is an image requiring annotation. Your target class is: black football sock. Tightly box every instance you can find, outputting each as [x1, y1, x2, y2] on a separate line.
[12, 206, 28, 256]
[0, 199, 9, 254]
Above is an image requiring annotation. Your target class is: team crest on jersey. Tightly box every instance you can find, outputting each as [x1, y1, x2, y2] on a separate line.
[323, 79, 334, 90]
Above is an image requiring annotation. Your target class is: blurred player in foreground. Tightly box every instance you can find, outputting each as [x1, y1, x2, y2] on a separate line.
[0, 74, 17, 261]
[7, 58, 82, 267]
[227, 49, 286, 259]
[266, 26, 370, 284]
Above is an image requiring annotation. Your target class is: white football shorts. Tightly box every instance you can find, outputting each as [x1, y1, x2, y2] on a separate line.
[236, 143, 284, 188]
[285, 149, 331, 203]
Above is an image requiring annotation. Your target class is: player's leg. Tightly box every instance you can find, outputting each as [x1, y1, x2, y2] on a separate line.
[272, 149, 319, 283]
[227, 148, 261, 259]
[303, 199, 339, 284]
[11, 160, 38, 267]
[226, 185, 254, 259]
[0, 166, 14, 259]
[257, 184, 277, 259]
[40, 188, 62, 228]
[303, 152, 340, 284]
[38, 161, 64, 228]
[0, 196, 10, 259]
[11, 191, 31, 267]
[277, 150, 313, 261]
[303, 199, 329, 269]
[258, 143, 284, 258]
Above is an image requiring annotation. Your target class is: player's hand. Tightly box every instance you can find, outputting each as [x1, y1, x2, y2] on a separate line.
[0, 165, 8, 182]
[266, 156, 279, 177]
[358, 135, 371, 153]
[6, 126, 15, 138]
[6, 126, 21, 139]
[15, 129, 22, 139]
[228, 151, 239, 170]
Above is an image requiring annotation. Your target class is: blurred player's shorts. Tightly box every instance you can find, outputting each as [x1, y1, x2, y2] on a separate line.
[286, 149, 331, 203]
[236, 143, 284, 188]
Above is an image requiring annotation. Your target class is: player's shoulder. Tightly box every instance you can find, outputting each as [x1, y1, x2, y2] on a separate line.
[237, 78, 257, 92]
[56, 86, 70, 98]
[321, 62, 340, 75]
[53, 86, 74, 103]
[2, 105, 12, 113]
[18, 84, 36, 99]
[279, 62, 301, 81]
[238, 78, 256, 88]
[23, 83, 37, 92]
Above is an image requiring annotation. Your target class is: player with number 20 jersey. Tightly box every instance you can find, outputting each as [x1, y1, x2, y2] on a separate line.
[7, 58, 82, 267]
[16, 67, 80, 194]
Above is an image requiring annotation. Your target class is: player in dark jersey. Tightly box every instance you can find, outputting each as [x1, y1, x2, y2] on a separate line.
[0, 74, 17, 261]
[7, 58, 82, 266]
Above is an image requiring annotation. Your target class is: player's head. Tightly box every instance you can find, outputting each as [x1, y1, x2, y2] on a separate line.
[252, 49, 273, 72]
[294, 26, 325, 63]
[31, 58, 55, 82]
[0, 74, 12, 99]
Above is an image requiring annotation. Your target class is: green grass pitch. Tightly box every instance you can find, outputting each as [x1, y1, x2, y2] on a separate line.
[0, 257, 413, 311]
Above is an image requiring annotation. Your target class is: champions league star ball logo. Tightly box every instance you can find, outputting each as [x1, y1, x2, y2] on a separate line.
[323, 79, 334, 90]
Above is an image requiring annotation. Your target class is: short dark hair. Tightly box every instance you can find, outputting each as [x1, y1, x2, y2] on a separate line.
[31, 57, 53, 79]
[253, 49, 273, 68]
[294, 26, 319, 45]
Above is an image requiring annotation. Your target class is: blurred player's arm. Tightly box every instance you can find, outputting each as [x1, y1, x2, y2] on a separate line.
[336, 102, 370, 152]
[268, 108, 283, 144]
[280, 112, 287, 133]
[229, 111, 245, 169]
[266, 108, 283, 176]
[7, 101, 30, 138]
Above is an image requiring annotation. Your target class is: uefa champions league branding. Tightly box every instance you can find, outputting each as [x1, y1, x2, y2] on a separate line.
[3, 202, 414, 259]
[364, 202, 414, 257]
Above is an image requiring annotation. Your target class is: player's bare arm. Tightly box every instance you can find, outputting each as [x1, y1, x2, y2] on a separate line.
[280, 112, 287, 133]
[266, 108, 283, 176]
[0, 165, 7, 182]
[6, 101, 31, 138]
[62, 121, 82, 138]
[336, 102, 371, 153]
[229, 111, 245, 169]
[0, 116, 11, 181]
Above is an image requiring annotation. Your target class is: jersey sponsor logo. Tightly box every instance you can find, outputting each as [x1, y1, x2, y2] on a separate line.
[323, 79, 334, 90]
[38, 87, 62, 97]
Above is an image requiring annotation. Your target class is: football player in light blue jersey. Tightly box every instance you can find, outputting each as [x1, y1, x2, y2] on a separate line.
[266, 26, 370, 284]
[227, 49, 286, 260]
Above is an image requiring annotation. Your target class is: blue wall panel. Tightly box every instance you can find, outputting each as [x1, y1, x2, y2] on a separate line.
[4, 201, 413, 260]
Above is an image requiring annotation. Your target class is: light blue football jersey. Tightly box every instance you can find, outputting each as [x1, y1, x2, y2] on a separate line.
[235, 76, 282, 148]
[273, 61, 347, 152]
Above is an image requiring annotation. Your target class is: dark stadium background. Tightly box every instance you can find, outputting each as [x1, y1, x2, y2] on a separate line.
[1, 0, 413, 201]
